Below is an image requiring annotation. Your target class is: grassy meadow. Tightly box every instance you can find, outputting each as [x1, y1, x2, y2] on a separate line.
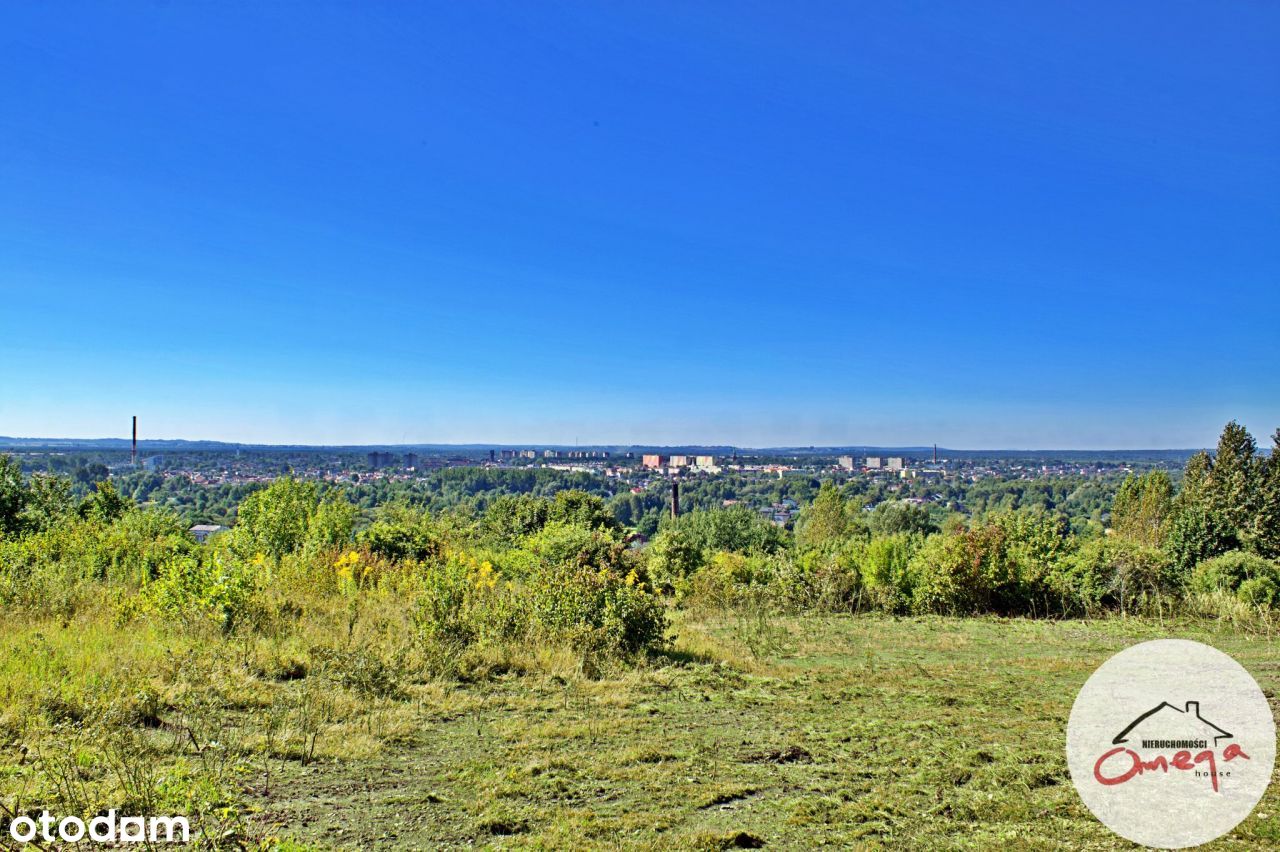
[3, 602, 1279, 850]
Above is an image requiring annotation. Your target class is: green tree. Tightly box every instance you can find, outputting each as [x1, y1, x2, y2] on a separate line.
[81, 480, 132, 523]
[908, 525, 1012, 615]
[21, 473, 75, 532]
[869, 500, 936, 537]
[795, 482, 853, 549]
[1253, 429, 1280, 558]
[231, 477, 351, 559]
[674, 504, 787, 555]
[858, 532, 921, 612]
[549, 490, 620, 534]
[1165, 501, 1237, 575]
[1111, 471, 1172, 547]
[646, 528, 704, 594]
[0, 454, 25, 536]
[358, 506, 443, 563]
[993, 510, 1072, 610]
[307, 493, 358, 550]
[480, 493, 552, 540]
[1208, 421, 1259, 537]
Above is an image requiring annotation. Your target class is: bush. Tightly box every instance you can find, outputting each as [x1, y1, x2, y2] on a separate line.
[480, 490, 619, 543]
[413, 550, 667, 661]
[770, 548, 860, 612]
[857, 533, 921, 613]
[684, 551, 774, 611]
[869, 501, 936, 537]
[357, 506, 443, 564]
[1238, 576, 1279, 608]
[132, 552, 260, 634]
[231, 478, 354, 560]
[520, 521, 626, 574]
[908, 526, 1013, 616]
[646, 528, 704, 595]
[674, 504, 788, 555]
[1165, 503, 1237, 575]
[1190, 551, 1280, 609]
[524, 563, 667, 657]
[1052, 537, 1174, 616]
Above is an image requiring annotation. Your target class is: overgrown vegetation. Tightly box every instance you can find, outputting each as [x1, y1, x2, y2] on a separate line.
[0, 422, 1277, 846]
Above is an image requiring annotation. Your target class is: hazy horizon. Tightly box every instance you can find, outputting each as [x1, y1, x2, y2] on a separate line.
[1, 424, 1269, 454]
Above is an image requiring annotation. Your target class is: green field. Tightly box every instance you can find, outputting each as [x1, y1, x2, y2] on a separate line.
[9, 609, 1276, 849]
[245, 614, 1280, 850]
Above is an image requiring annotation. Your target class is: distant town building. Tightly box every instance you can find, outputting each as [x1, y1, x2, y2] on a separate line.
[642, 454, 665, 469]
[866, 457, 883, 469]
[838, 455, 855, 471]
[367, 451, 396, 470]
[404, 453, 420, 470]
[142, 455, 163, 472]
[544, 450, 559, 458]
[189, 524, 229, 543]
[669, 455, 690, 468]
[520, 450, 537, 459]
[694, 455, 716, 468]
[887, 457, 905, 471]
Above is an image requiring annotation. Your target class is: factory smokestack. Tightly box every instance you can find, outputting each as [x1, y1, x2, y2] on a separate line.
[933, 443, 937, 463]
[131, 416, 137, 467]
[671, 480, 679, 520]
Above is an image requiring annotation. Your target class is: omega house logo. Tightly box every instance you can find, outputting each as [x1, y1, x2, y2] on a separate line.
[1066, 639, 1276, 849]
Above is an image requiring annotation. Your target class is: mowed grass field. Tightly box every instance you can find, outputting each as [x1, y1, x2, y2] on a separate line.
[236, 614, 1280, 850]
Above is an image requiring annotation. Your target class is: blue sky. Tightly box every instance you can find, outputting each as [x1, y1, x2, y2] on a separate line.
[1, 2, 1277, 448]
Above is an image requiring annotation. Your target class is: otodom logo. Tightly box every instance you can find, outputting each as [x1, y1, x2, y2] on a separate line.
[1067, 639, 1276, 848]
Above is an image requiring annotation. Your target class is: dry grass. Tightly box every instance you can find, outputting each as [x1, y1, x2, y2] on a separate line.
[3, 592, 1280, 849]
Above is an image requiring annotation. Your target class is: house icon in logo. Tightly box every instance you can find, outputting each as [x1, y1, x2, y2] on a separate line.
[1112, 701, 1233, 746]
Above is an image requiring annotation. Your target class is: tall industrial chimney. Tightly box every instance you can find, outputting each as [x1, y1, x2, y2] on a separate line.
[933, 443, 937, 463]
[671, 480, 679, 520]
[132, 416, 137, 467]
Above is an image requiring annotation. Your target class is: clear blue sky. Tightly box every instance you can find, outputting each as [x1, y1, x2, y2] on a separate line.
[2, 2, 1277, 448]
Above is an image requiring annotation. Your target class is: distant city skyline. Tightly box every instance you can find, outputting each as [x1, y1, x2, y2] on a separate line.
[2, 4, 1277, 449]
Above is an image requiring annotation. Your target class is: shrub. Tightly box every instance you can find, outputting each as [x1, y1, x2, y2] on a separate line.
[1165, 503, 1237, 575]
[769, 548, 860, 612]
[992, 510, 1072, 614]
[133, 552, 260, 634]
[413, 551, 667, 661]
[480, 490, 619, 543]
[684, 551, 773, 611]
[357, 506, 443, 563]
[413, 553, 505, 647]
[231, 478, 354, 560]
[1053, 537, 1175, 616]
[869, 501, 937, 537]
[1238, 576, 1279, 608]
[524, 563, 667, 657]
[675, 504, 788, 555]
[909, 526, 1013, 616]
[1190, 551, 1280, 609]
[857, 533, 921, 613]
[520, 521, 626, 574]
[646, 528, 704, 595]
[100, 508, 194, 586]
